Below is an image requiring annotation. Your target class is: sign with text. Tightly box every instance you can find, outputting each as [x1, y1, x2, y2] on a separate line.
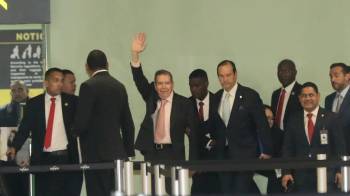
[0, 29, 44, 89]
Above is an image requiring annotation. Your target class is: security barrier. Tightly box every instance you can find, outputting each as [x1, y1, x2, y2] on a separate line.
[1, 156, 350, 195]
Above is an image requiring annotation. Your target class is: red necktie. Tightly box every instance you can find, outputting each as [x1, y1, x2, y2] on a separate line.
[198, 102, 204, 122]
[275, 89, 286, 129]
[44, 97, 56, 149]
[307, 113, 314, 143]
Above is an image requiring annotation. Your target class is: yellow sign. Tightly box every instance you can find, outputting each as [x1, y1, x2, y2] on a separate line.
[0, 0, 8, 11]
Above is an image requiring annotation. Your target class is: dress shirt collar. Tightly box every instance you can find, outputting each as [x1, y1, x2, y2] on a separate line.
[303, 106, 319, 118]
[224, 82, 238, 97]
[45, 92, 61, 102]
[282, 81, 296, 94]
[161, 91, 174, 103]
[196, 92, 209, 106]
[92, 69, 108, 77]
[338, 84, 350, 98]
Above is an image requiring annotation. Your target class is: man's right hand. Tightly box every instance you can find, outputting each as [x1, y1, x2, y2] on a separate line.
[282, 174, 294, 191]
[6, 147, 16, 161]
[131, 32, 146, 65]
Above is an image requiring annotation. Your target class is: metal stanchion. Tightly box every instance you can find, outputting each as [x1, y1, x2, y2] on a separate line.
[341, 156, 350, 192]
[29, 136, 34, 196]
[123, 161, 134, 195]
[317, 154, 327, 193]
[171, 166, 180, 195]
[113, 160, 124, 195]
[141, 162, 151, 195]
[154, 164, 166, 195]
[178, 168, 189, 195]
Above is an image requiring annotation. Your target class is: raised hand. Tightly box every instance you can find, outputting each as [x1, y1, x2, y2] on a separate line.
[131, 32, 146, 54]
[131, 32, 146, 65]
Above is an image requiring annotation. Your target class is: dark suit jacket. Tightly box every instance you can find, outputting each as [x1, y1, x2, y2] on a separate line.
[271, 82, 302, 157]
[73, 71, 135, 162]
[131, 66, 199, 160]
[282, 107, 346, 190]
[212, 84, 272, 159]
[12, 93, 79, 165]
[189, 92, 216, 160]
[325, 89, 350, 154]
[0, 102, 22, 127]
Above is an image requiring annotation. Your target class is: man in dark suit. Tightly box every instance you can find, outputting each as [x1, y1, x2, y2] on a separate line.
[269, 59, 302, 192]
[7, 68, 80, 196]
[211, 60, 272, 194]
[130, 32, 199, 194]
[73, 50, 135, 196]
[325, 63, 350, 154]
[188, 69, 219, 195]
[282, 82, 346, 193]
[61, 69, 83, 196]
[0, 80, 29, 196]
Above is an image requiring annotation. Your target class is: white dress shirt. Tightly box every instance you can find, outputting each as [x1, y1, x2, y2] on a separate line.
[44, 93, 68, 152]
[303, 106, 319, 144]
[152, 92, 173, 144]
[218, 83, 238, 120]
[332, 84, 350, 113]
[278, 81, 296, 130]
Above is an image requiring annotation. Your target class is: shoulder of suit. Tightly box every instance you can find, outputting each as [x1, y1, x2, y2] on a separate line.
[238, 84, 260, 97]
[61, 93, 78, 101]
[325, 92, 336, 101]
[173, 93, 189, 101]
[272, 88, 280, 95]
[318, 107, 333, 117]
[28, 93, 45, 103]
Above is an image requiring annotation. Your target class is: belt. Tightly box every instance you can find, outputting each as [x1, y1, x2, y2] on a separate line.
[43, 149, 68, 156]
[154, 144, 172, 150]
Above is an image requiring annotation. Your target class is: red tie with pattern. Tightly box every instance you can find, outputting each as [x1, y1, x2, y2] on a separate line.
[44, 97, 56, 149]
[198, 102, 204, 122]
[275, 89, 286, 129]
[307, 113, 314, 143]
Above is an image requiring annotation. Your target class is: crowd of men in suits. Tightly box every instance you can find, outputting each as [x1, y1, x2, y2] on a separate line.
[1, 32, 350, 196]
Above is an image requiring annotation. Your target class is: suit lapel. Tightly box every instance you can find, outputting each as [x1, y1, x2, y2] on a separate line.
[339, 89, 350, 114]
[226, 85, 242, 127]
[38, 94, 47, 141]
[298, 112, 310, 146]
[169, 94, 178, 139]
[61, 94, 69, 131]
[285, 83, 298, 112]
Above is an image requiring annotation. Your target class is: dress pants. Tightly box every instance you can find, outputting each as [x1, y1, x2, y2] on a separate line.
[144, 145, 184, 195]
[0, 160, 29, 196]
[35, 150, 77, 196]
[191, 172, 220, 195]
[85, 168, 115, 196]
[218, 147, 258, 195]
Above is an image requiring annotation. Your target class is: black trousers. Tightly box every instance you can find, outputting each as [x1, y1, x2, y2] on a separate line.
[0, 160, 29, 196]
[143, 146, 184, 195]
[191, 172, 220, 195]
[35, 151, 81, 196]
[217, 147, 259, 195]
[85, 169, 115, 196]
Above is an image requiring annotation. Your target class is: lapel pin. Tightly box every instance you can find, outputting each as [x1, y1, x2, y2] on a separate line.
[321, 114, 325, 118]
[239, 95, 243, 99]
[64, 102, 68, 107]
[291, 92, 295, 95]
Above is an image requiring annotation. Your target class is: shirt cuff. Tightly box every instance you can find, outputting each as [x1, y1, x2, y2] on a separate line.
[206, 139, 213, 150]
